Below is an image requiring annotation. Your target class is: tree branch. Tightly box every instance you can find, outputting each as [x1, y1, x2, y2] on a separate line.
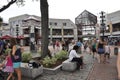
[0, 0, 17, 13]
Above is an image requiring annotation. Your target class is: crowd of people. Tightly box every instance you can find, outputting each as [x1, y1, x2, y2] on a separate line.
[0, 37, 119, 80]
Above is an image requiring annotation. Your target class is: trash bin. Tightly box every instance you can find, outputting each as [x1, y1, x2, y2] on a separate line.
[114, 47, 118, 55]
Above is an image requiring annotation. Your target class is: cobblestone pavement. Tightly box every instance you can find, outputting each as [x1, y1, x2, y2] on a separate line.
[22, 53, 94, 80]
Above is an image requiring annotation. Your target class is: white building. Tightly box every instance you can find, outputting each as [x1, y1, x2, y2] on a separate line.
[9, 14, 77, 46]
[106, 10, 120, 36]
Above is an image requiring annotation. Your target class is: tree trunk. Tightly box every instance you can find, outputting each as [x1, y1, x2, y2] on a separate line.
[40, 0, 49, 58]
[0, 17, 3, 28]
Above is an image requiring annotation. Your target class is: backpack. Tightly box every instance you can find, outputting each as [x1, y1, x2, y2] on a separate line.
[28, 62, 41, 68]
[11, 45, 21, 62]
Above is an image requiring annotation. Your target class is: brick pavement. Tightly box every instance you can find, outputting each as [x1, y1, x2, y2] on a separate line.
[87, 46, 118, 80]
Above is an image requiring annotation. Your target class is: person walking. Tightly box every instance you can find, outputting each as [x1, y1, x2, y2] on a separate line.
[91, 39, 97, 58]
[104, 42, 111, 63]
[10, 38, 22, 80]
[96, 38, 105, 63]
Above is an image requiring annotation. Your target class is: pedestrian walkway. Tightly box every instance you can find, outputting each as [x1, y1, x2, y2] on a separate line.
[87, 54, 118, 80]
[21, 46, 118, 80]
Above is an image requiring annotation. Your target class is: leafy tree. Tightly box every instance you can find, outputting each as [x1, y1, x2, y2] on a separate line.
[0, 0, 49, 58]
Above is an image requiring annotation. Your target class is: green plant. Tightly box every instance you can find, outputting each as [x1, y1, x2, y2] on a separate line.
[54, 50, 68, 60]
[4, 48, 11, 55]
[42, 56, 57, 67]
[41, 50, 68, 68]
[22, 53, 32, 63]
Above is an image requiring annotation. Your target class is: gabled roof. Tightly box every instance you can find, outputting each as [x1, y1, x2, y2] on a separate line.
[76, 10, 97, 19]
[75, 10, 97, 25]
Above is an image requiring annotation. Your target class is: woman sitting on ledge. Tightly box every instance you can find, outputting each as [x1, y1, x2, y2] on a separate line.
[69, 45, 83, 70]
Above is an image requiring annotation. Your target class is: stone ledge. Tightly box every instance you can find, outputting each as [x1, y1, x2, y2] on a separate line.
[62, 59, 77, 72]
[21, 65, 43, 79]
[43, 64, 62, 75]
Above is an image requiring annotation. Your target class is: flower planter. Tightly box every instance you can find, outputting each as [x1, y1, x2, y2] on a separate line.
[42, 58, 67, 75]
[43, 64, 62, 75]
[21, 63, 43, 79]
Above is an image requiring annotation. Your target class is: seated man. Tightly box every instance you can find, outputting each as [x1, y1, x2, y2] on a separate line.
[69, 45, 84, 70]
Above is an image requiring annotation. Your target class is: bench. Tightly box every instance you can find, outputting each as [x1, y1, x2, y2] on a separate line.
[62, 59, 77, 71]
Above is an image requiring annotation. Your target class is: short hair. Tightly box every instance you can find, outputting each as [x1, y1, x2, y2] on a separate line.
[73, 45, 79, 50]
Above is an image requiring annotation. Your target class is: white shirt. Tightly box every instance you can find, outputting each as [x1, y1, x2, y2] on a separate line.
[119, 48, 120, 52]
[105, 45, 110, 53]
[68, 50, 80, 61]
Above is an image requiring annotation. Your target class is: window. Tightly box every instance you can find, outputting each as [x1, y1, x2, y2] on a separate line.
[54, 22, 57, 26]
[63, 23, 66, 26]
[50, 22, 52, 25]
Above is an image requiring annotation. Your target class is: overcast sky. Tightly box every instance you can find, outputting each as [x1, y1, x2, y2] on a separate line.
[0, 0, 120, 23]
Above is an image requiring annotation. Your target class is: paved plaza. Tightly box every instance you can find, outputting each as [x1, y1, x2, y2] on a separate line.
[23, 52, 94, 80]
[21, 46, 118, 80]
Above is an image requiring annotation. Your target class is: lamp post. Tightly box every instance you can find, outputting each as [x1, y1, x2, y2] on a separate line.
[30, 25, 36, 53]
[16, 24, 19, 38]
[100, 11, 106, 41]
[16, 24, 19, 44]
[0, 17, 3, 37]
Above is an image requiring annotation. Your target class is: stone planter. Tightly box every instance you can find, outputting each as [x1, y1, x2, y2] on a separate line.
[43, 64, 62, 75]
[21, 63, 43, 79]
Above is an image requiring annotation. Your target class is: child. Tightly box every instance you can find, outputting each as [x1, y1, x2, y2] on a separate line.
[2, 50, 14, 80]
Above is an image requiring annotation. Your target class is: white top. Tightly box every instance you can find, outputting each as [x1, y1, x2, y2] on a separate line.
[105, 45, 110, 53]
[119, 48, 120, 53]
[68, 50, 80, 61]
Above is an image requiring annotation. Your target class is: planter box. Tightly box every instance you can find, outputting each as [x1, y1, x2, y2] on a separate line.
[43, 64, 62, 75]
[21, 63, 43, 79]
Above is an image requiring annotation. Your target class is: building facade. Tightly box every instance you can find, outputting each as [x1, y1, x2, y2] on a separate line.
[75, 10, 97, 41]
[106, 10, 120, 37]
[0, 23, 10, 36]
[9, 14, 77, 46]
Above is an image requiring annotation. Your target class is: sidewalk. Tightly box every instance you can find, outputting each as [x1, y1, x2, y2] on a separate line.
[87, 52, 118, 80]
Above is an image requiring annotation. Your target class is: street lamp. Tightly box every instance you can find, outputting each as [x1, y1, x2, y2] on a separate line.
[100, 11, 106, 41]
[16, 24, 19, 38]
[0, 17, 3, 37]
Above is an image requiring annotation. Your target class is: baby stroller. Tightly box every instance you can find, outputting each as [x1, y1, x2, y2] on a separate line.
[0, 59, 9, 80]
[0, 69, 9, 80]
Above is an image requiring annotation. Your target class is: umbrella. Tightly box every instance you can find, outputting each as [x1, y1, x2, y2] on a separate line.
[1, 35, 12, 40]
[16, 35, 25, 39]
